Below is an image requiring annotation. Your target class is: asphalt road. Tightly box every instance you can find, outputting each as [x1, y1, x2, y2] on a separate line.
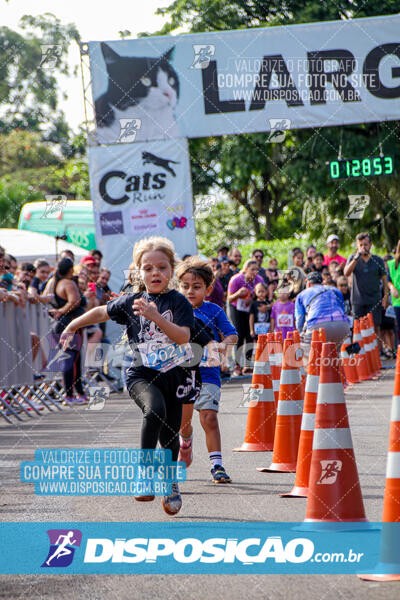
[0, 365, 398, 600]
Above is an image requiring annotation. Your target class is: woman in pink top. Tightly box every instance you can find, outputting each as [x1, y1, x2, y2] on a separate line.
[227, 259, 264, 376]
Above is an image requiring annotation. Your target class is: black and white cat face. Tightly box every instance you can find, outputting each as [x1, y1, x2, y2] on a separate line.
[100, 42, 179, 114]
[139, 309, 173, 343]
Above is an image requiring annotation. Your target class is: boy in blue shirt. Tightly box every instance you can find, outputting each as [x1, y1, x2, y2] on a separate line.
[176, 257, 238, 483]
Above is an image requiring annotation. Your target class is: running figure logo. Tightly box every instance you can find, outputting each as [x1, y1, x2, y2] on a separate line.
[267, 118, 291, 143]
[40, 45, 62, 69]
[190, 44, 215, 69]
[42, 529, 82, 567]
[118, 118, 142, 143]
[317, 460, 343, 485]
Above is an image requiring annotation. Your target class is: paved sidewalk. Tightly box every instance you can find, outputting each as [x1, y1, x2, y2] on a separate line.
[0, 365, 397, 599]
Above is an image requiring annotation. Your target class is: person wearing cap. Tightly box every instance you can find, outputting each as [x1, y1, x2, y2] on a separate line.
[324, 234, 347, 266]
[295, 271, 350, 357]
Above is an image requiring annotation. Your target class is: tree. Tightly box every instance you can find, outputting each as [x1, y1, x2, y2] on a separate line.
[0, 13, 80, 142]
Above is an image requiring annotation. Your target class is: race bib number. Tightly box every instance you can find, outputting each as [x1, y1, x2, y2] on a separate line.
[137, 341, 193, 373]
[277, 313, 294, 328]
[237, 298, 251, 312]
[254, 322, 270, 335]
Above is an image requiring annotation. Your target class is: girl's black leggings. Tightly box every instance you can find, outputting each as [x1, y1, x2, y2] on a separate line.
[129, 380, 182, 461]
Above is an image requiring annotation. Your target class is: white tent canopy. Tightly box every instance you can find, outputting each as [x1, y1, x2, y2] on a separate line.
[0, 229, 86, 266]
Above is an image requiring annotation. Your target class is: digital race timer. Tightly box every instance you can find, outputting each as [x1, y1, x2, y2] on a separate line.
[329, 156, 394, 179]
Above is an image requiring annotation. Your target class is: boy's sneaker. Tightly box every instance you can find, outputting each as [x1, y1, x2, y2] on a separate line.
[161, 482, 182, 515]
[178, 436, 193, 468]
[211, 465, 232, 484]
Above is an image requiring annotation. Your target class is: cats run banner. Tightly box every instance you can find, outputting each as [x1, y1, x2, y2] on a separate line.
[88, 138, 197, 291]
[87, 14, 400, 144]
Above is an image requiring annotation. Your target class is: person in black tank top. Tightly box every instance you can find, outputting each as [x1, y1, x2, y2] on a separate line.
[49, 258, 86, 404]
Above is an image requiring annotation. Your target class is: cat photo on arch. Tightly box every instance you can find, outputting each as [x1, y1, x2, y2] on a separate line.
[94, 42, 180, 144]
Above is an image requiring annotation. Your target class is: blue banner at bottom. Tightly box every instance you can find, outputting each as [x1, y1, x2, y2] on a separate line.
[0, 522, 399, 575]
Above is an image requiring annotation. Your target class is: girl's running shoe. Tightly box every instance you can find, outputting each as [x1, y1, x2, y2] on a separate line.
[161, 482, 182, 515]
[134, 495, 155, 502]
[211, 465, 232, 484]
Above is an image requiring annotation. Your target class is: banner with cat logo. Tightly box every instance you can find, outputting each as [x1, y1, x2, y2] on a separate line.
[88, 138, 197, 294]
[87, 14, 400, 143]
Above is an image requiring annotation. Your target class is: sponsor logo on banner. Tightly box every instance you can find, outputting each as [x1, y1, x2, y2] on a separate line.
[167, 216, 187, 230]
[99, 151, 179, 206]
[131, 208, 159, 233]
[142, 152, 179, 176]
[317, 460, 342, 484]
[42, 529, 82, 567]
[100, 211, 124, 235]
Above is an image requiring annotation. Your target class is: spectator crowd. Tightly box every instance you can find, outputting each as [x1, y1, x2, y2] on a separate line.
[0, 230, 399, 388]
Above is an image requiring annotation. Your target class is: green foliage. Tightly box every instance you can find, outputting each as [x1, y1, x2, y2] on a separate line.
[0, 180, 42, 228]
[0, 130, 59, 176]
[0, 14, 80, 140]
[195, 197, 254, 254]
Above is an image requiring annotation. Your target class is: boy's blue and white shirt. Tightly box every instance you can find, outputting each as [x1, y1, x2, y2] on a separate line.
[194, 301, 237, 387]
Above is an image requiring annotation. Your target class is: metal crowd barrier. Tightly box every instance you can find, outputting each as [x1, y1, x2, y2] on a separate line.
[0, 301, 119, 424]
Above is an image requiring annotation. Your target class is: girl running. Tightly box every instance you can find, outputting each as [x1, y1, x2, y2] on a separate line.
[61, 237, 204, 516]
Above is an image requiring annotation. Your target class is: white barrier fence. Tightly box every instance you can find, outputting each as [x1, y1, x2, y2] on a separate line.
[0, 301, 117, 424]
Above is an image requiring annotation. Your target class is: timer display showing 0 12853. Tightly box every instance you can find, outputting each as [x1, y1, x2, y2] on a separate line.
[329, 156, 394, 179]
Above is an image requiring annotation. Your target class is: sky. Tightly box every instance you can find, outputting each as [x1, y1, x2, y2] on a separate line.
[3, 0, 172, 130]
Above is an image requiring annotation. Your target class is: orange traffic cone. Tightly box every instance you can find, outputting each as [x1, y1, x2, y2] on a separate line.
[358, 348, 400, 581]
[305, 342, 367, 524]
[367, 312, 382, 370]
[363, 315, 380, 375]
[319, 328, 326, 342]
[234, 334, 276, 451]
[293, 330, 306, 397]
[257, 338, 303, 472]
[268, 333, 281, 409]
[340, 337, 360, 385]
[360, 317, 377, 377]
[281, 338, 322, 497]
[353, 319, 372, 381]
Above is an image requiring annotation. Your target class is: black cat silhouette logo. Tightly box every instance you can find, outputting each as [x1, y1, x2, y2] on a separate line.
[142, 152, 180, 177]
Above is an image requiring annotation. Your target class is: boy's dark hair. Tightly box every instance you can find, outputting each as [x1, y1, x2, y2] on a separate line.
[314, 252, 324, 259]
[176, 256, 214, 288]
